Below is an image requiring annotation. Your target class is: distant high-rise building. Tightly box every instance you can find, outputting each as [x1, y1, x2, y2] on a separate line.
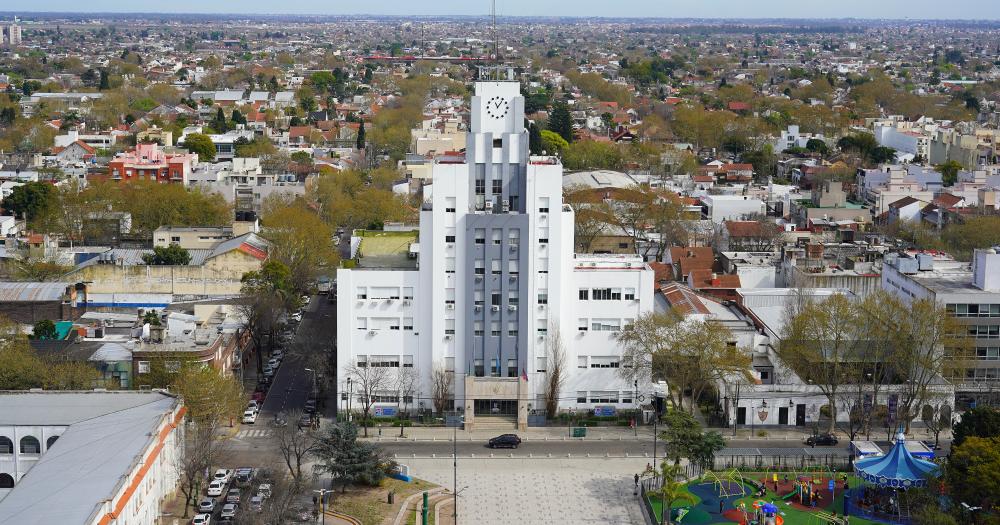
[7, 17, 21, 47]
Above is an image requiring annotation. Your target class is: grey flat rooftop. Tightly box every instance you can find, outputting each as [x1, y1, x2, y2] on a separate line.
[0, 391, 180, 525]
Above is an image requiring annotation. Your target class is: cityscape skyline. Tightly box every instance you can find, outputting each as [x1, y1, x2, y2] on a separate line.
[5, 0, 1000, 20]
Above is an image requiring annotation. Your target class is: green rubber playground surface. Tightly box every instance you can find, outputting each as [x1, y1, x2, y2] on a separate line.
[646, 471, 881, 525]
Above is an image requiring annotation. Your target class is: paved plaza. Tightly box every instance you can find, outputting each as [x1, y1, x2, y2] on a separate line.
[403, 457, 649, 525]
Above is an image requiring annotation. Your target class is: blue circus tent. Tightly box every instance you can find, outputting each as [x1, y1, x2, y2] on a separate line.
[853, 433, 941, 489]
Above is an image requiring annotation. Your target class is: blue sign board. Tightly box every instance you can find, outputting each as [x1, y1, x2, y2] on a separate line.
[828, 479, 835, 491]
[374, 406, 397, 417]
[594, 406, 616, 417]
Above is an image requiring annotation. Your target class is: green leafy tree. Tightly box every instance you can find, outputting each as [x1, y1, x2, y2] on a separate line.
[953, 406, 1000, 447]
[31, 320, 58, 340]
[181, 133, 216, 162]
[540, 129, 569, 155]
[142, 244, 192, 266]
[356, 121, 366, 150]
[547, 101, 574, 143]
[2, 181, 56, 223]
[805, 138, 829, 155]
[312, 422, 394, 493]
[527, 120, 543, 155]
[936, 160, 964, 187]
[947, 436, 1000, 511]
[651, 463, 697, 525]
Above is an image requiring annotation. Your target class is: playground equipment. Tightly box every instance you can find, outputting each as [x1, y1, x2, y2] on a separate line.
[740, 501, 785, 525]
[700, 469, 749, 498]
[812, 511, 847, 525]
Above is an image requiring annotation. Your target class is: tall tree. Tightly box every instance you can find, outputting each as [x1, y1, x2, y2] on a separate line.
[274, 409, 318, 485]
[543, 322, 568, 416]
[312, 422, 393, 493]
[260, 198, 338, 290]
[547, 101, 574, 143]
[181, 132, 216, 162]
[345, 362, 393, 437]
[2, 181, 56, 223]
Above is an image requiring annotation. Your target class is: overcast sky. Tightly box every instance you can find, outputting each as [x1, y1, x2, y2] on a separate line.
[8, 0, 1000, 19]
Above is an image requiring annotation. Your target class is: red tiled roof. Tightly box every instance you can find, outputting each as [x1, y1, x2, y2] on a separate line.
[658, 282, 711, 316]
[724, 221, 774, 238]
[648, 262, 674, 283]
[668, 246, 715, 278]
[688, 269, 742, 289]
[728, 101, 750, 111]
[932, 193, 962, 208]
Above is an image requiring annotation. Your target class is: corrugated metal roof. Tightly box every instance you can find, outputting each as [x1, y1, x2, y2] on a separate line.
[0, 282, 70, 302]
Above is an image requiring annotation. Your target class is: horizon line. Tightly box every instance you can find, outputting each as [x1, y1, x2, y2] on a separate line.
[0, 11, 998, 22]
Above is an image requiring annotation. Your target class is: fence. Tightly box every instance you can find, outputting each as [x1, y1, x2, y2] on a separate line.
[713, 453, 852, 472]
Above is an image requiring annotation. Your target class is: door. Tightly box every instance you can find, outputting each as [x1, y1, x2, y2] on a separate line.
[778, 406, 789, 425]
[737, 407, 747, 425]
[795, 404, 806, 426]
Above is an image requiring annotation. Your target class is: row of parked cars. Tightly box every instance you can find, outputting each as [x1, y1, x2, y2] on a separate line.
[192, 468, 271, 524]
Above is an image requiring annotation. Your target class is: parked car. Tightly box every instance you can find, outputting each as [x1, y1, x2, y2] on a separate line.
[249, 494, 264, 511]
[303, 400, 317, 414]
[220, 503, 237, 521]
[247, 400, 260, 412]
[192, 514, 212, 525]
[298, 414, 313, 429]
[805, 433, 839, 446]
[267, 357, 281, 369]
[198, 498, 216, 513]
[251, 391, 265, 403]
[207, 479, 226, 497]
[226, 488, 241, 504]
[242, 410, 258, 424]
[488, 434, 522, 449]
[213, 469, 233, 484]
[921, 440, 942, 451]
[234, 467, 254, 486]
[257, 484, 272, 499]
[290, 312, 303, 322]
[271, 350, 284, 360]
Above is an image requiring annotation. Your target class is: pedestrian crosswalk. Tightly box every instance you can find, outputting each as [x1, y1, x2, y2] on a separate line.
[236, 429, 272, 439]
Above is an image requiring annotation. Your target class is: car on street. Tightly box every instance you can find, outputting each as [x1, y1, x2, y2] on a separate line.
[249, 494, 264, 511]
[207, 479, 226, 497]
[234, 468, 254, 485]
[258, 484, 272, 499]
[267, 357, 281, 369]
[251, 391, 265, 403]
[226, 488, 241, 504]
[242, 410, 258, 424]
[220, 503, 237, 521]
[271, 415, 287, 427]
[298, 414, 313, 429]
[488, 434, 522, 449]
[198, 498, 216, 513]
[271, 350, 284, 360]
[290, 312, 303, 322]
[213, 469, 233, 484]
[262, 365, 274, 377]
[191, 514, 212, 525]
[805, 433, 839, 446]
[303, 400, 317, 414]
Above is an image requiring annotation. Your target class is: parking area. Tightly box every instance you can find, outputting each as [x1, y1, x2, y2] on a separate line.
[191, 467, 274, 524]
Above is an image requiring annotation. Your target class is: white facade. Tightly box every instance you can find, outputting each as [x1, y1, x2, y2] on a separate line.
[774, 125, 824, 151]
[337, 71, 653, 424]
[701, 195, 766, 223]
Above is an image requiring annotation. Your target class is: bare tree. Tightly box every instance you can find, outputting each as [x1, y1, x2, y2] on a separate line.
[240, 461, 306, 525]
[176, 421, 229, 518]
[274, 410, 318, 485]
[345, 362, 392, 437]
[431, 361, 454, 415]
[544, 322, 568, 416]
[395, 367, 418, 436]
[920, 400, 952, 449]
[724, 215, 783, 252]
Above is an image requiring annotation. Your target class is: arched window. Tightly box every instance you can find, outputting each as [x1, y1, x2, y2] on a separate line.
[0, 437, 12, 455]
[19, 436, 40, 454]
[46, 436, 59, 450]
[0, 473, 14, 488]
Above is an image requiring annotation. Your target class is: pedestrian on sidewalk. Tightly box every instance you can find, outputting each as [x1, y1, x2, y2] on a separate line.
[634, 473, 639, 487]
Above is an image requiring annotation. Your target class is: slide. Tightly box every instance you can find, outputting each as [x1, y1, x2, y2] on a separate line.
[780, 490, 797, 501]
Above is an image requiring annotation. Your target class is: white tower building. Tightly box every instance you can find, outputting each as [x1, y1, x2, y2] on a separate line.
[7, 18, 20, 47]
[336, 68, 653, 430]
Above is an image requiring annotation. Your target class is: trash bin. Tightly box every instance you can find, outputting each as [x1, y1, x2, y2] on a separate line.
[572, 427, 587, 438]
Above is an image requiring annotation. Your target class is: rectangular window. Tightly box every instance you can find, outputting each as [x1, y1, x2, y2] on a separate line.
[138, 361, 150, 374]
[610, 288, 622, 300]
[357, 355, 368, 367]
[490, 359, 499, 377]
[356, 287, 368, 300]
[624, 288, 636, 301]
[538, 257, 548, 273]
[474, 359, 485, 376]
[474, 290, 485, 306]
[538, 197, 550, 213]
[390, 320, 400, 330]
[590, 356, 621, 368]
[403, 318, 414, 330]
[577, 391, 587, 404]
[475, 177, 485, 195]
[446, 288, 456, 305]
[475, 260, 485, 275]
[357, 318, 368, 330]
[445, 197, 456, 213]
[492, 178, 503, 194]
[475, 229, 485, 244]
[592, 288, 612, 301]
[509, 260, 519, 275]
[578, 318, 588, 331]
[491, 259, 501, 275]
[579, 289, 589, 300]
[507, 359, 518, 377]
[622, 394, 633, 404]
[537, 290, 548, 305]
[492, 229, 502, 245]
[492, 293, 501, 306]
[445, 357, 455, 372]
[474, 321, 484, 336]
[536, 356, 547, 373]
[589, 391, 620, 403]
[509, 290, 519, 305]
[446, 257, 456, 274]
[508, 231, 520, 247]
[445, 319, 455, 335]
[592, 318, 622, 331]
[371, 355, 400, 367]
[491, 321, 501, 337]
[577, 356, 587, 369]
[445, 235, 456, 243]
[508, 321, 518, 337]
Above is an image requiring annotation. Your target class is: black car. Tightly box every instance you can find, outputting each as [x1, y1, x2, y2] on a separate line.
[805, 433, 839, 446]
[488, 434, 522, 449]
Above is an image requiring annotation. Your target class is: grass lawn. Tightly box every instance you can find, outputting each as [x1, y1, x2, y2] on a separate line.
[333, 477, 437, 525]
[647, 473, 883, 525]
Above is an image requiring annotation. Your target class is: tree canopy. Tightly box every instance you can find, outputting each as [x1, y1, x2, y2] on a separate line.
[181, 132, 216, 162]
[142, 244, 192, 266]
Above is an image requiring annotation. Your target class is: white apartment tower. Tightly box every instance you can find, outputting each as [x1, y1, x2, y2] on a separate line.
[336, 68, 653, 430]
[6, 18, 20, 47]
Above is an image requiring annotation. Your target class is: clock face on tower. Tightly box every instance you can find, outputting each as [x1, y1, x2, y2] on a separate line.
[485, 96, 510, 119]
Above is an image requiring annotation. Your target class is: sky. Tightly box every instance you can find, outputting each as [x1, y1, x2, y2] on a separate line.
[8, 0, 1000, 19]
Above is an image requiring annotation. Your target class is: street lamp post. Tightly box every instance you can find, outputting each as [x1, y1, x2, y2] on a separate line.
[453, 416, 464, 521]
[313, 488, 334, 524]
[634, 380, 639, 437]
[305, 368, 317, 396]
[346, 378, 353, 422]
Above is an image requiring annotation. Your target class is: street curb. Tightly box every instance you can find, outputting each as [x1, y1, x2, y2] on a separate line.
[392, 453, 648, 460]
[391, 487, 447, 525]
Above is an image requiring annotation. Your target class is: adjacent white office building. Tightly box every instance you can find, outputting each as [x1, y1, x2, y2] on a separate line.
[337, 69, 654, 430]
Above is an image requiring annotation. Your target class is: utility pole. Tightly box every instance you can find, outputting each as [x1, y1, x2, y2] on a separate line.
[313, 488, 334, 524]
[453, 416, 464, 521]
